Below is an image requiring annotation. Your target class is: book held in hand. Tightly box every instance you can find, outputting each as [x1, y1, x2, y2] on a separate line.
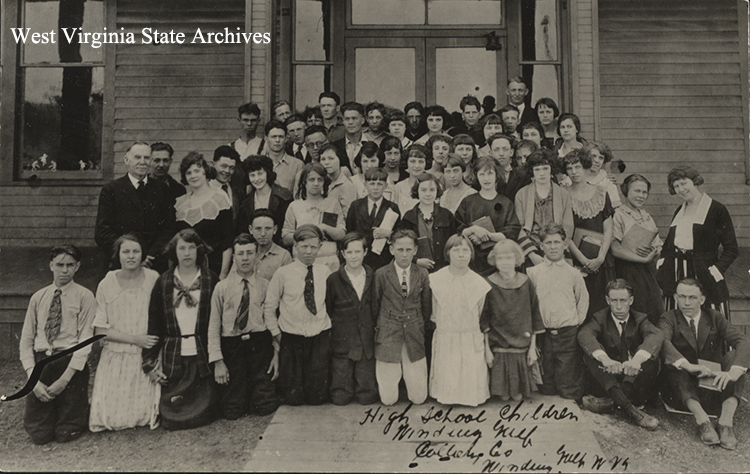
[322, 212, 338, 228]
[573, 228, 604, 260]
[698, 359, 723, 392]
[621, 223, 658, 254]
[416, 236, 434, 260]
[472, 216, 497, 250]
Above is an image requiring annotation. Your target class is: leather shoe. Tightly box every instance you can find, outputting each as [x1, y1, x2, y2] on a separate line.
[622, 404, 659, 431]
[717, 424, 738, 450]
[699, 422, 720, 445]
[581, 395, 614, 414]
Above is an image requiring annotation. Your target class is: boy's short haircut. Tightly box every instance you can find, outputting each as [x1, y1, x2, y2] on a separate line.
[488, 239, 524, 268]
[387, 111, 407, 126]
[251, 208, 279, 227]
[516, 139, 539, 153]
[410, 172, 444, 199]
[355, 141, 383, 169]
[272, 99, 292, 115]
[233, 233, 258, 250]
[538, 222, 567, 242]
[365, 102, 386, 116]
[213, 144, 241, 164]
[498, 104, 520, 117]
[443, 154, 467, 172]
[294, 224, 323, 243]
[404, 101, 424, 116]
[318, 91, 341, 105]
[167, 228, 211, 264]
[340, 231, 369, 253]
[304, 124, 328, 138]
[50, 244, 82, 262]
[507, 75, 527, 87]
[364, 167, 388, 182]
[112, 233, 145, 264]
[284, 113, 307, 128]
[340, 101, 365, 116]
[606, 278, 634, 297]
[151, 142, 174, 158]
[444, 234, 475, 263]
[264, 119, 287, 137]
[389, 228, 419, 246]
[675, 277, 705, 295]
[238, 102, 261, 117]
[459, 95, 482, 112]
[487, 133, 514, 149]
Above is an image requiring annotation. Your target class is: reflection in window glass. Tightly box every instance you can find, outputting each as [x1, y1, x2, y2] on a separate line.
[351, 0, 425, 25]
[523, 64, 559, 108]
[295, 65, 328, 109]
[21, 67, 103, 171]
[355, 48, 416, 108]
[428, 0, 502, 25]
[521, 0, 557, 61]
[23, 0, 104, 64]
[435, 48, 496, 112]
[295, 0, 329, 61]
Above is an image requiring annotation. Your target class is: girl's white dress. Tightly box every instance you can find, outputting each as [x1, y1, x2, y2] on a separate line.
[89, 269, 161, 432]
[428, 267, 491, 406]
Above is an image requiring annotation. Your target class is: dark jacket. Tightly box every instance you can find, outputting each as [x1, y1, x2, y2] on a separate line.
[658, 308, 750, 368]
[497, 168, 531, 203]
[346, 197, 401, 271]
[372, 263, 432, 363]
[578, 308, 663, 363]
[161, 174, 187, 203]
[399, 204, 458, 272]
[235, 184, 293, 243]
[95, 175, 176, 259]
[656, 197, 738, 304]
[325, 265, 376, 361]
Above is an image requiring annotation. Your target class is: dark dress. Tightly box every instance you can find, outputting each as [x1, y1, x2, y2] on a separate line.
[235, 184, 293, 244]
[455, 192, 522, 277]
[570, 186, 615, 319]
[612, 206, 665, 324]
[399, 203, 458, 272]
[175, 190, 234, 275]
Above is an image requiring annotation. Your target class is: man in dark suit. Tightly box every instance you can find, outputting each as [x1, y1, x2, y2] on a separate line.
[211, 145, 246, 228]
[332, 102, 366, 174]
[95, 141, 175, 271]
[506, 76, 538, 127]
[284, 114, 310, 163]
[659, 278, 750, 450]
[578, 279, 662, 430]
[346, 168, 401, 271]
[149, 142, 185, 203]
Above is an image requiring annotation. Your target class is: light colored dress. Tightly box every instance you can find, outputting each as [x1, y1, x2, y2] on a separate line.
[428, 267, 491, 406]
[89, 269, 161, 432]
[282, 197, 346, 272]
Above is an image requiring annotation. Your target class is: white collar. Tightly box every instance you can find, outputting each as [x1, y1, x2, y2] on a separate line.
[670, 192, 712, 227]
[394, 261, 411, 279]
[611, 313, 630, 330]
[127, 173, 148, 188]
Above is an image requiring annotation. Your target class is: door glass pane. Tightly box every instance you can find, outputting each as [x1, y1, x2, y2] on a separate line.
[295, 0, 330, 61]
[355, 48, 416, 109]
[21, 67, 104, 172]
[435, 48, 496, 112]
[351, 0, 425, 25]
[523, 64, 560, 108]
[295, 65, 329, 109]
[521, 0, 558, 61]
[23, 0, 105, 64]
[428, 0, 502, 25]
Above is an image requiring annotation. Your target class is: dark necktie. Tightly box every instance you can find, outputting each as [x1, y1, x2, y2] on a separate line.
[221, 183, 229, 195]
[619, 320, 628, 356]
[136, 180, 147, 201]
[370, 202, 378, 222]
[174, 276, 201, 308]
[235, 278, 250, 332]
[295, 146, 304, 161]
[401, 270, 408, 297]
[44, 288, 63, 345]
[689, 317, 698, 341]
[304, 265, 317, 314]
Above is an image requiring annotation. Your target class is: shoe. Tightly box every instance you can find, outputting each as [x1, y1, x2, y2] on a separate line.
[717, 424, 738, 450]
[699, 422, 720, 445]
[622, 405, 659, 431]
[581, 395, 615, 414]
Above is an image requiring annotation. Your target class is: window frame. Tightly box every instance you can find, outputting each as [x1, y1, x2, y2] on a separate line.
[0, 0, 116, 184]
[347, 0, 506, 29]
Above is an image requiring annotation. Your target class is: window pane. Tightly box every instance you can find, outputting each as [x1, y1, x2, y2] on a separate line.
[521, 0, 558, 61]
[435, 48, 496, 113]
[295, 0, 330, 61]
[523, 64, 559, 108]
[21, 67, 103, 172]
[351, 0, 425, 25]
[428, 0, 502, 25]
[295, 65, 329, 109]
[355, 48, 416, 108]
[24, 0, 105, 64]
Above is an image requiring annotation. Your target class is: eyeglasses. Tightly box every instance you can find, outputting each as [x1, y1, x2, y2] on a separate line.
[308, 141, 328, 149]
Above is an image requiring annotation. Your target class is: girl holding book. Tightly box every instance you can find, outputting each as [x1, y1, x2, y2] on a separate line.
[610, 174, 664, 324]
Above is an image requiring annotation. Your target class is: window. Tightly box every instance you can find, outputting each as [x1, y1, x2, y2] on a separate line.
[16, 0, 105, 178]
[519, 0, 561, 107]
[292, 0, 333, 109]
[351, 0, 503, 26]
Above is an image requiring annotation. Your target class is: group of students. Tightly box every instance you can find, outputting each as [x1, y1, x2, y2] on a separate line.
[18, 87, 747, 452]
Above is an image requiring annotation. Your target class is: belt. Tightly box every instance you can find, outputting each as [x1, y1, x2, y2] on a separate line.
[545, 326, 575, 336]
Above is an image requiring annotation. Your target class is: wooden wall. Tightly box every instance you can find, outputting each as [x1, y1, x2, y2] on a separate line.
[598, 0, 750, 246]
